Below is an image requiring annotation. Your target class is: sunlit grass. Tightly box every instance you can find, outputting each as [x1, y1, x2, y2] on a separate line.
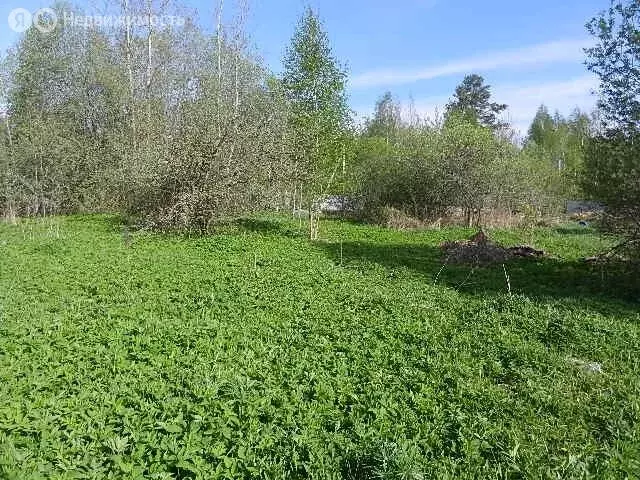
[0, 215, 638, 479]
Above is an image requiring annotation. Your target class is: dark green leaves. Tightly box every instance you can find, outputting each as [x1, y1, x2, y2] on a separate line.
[0, 215, 638, 478]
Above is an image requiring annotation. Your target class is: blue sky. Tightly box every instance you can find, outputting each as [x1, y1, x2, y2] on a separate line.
[1, 0, 607, 133]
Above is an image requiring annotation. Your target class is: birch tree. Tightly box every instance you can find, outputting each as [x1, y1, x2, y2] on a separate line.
[281, 7, 349, 238]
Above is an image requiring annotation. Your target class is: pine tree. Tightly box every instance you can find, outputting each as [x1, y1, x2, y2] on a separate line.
[445, 74, 507, 130]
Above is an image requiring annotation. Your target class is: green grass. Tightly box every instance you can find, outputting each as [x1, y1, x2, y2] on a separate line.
[0, 215, 638, 479]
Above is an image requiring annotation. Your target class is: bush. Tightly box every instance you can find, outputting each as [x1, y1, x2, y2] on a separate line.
[353, 118, 562, 226]
[582, 135, 640, 257]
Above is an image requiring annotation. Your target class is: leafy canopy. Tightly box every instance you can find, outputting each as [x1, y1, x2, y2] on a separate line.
[365, 91, 402, 143]
[282, 8, 348, 129]
[445, 74, 507, 130]
[281, 7, 349, 194]
[584, 1, 640, 252]
[586, 0, 640, 133]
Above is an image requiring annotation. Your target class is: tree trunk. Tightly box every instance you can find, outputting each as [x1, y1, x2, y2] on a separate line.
[145, 0, 154, 150]
[122, 0, 137, 148]
[216, 0, 224, 141]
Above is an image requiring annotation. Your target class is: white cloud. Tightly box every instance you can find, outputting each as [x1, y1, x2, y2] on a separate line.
[496, 75, 598, 134]
[350, 39, 591, 89]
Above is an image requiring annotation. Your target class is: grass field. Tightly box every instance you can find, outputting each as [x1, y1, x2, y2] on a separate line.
[0, 215, 639, 479]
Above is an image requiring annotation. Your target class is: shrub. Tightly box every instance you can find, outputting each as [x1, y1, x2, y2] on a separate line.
[354, 117, 561, 226]
[582, 135, 640, 257]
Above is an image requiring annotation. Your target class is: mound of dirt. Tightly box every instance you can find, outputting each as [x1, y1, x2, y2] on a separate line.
[441, 231, 545, 265]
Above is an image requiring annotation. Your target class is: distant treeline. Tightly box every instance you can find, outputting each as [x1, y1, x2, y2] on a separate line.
[0, 1, 638, 250]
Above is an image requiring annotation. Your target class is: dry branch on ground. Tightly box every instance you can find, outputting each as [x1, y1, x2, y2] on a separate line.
[441, 230, 545, 265]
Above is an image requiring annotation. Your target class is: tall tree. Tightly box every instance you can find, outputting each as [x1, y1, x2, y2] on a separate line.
[525, 106, 591, 198]
[527, 105, 555, 148]
[6, 3, 118, 215]
[586, 0, 640, 133]
[583, 0, 640, 256]
[526, 106, 569, 171]
[365, 91, 401, 144]
[1, 0, 290, 228]
[445, 74, 507, 130]
[281, 6, 349, 237]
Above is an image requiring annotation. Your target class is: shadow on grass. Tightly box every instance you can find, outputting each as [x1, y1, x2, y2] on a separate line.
[233, 218, 304, 238]
[554, 226, 596, 236]
[96, 216, 305, 238]
[319, 241, 640, 304]
[34, 214, 127, 234]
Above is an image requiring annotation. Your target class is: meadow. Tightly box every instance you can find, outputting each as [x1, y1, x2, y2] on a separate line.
[0, 215, 638, 479]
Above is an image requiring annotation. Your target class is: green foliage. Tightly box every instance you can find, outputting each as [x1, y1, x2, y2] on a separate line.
[445, 74, 507, 130]
[2, 2, 294, 229]
[525, 106, 592, 198]
[122, 55, 289, 231]
[584, 136, 640, 210]
[0, 215, 638, 478]
[355, 114, 556, 223]
[586, 0, 640, 133]
[584, 1, 640, 254]
[364, 91, 402, 144]
[583, 135, 640, 244]
[4, 4, 124, 216]
[515, 148, 569, 215]
[528, 105, 556, 148]
[282, 7, 350, 198]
